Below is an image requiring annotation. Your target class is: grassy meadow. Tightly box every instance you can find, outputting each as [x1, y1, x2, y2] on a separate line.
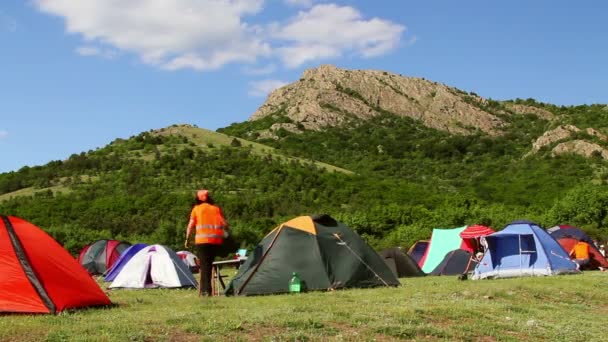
[153, 125, 353, 174]
[2, 272, 608, 341]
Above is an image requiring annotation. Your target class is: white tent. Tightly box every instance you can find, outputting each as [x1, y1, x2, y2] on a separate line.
[109, 245, 197, 289]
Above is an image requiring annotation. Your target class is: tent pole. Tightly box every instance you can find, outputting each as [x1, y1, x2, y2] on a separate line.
[332, 233, 390, 287]
[236, 226, 285, 295]
[519, 235, 522, 276]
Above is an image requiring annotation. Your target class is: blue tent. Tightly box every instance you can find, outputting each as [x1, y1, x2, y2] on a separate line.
[104, 243, 148, 281]
[473, 220, 578, 279]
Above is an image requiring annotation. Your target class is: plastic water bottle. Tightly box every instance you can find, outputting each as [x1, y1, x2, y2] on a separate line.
[289, 272, 301, 293]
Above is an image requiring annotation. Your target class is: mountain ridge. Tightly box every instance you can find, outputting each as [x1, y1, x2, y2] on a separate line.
[249, 64, 555, 136]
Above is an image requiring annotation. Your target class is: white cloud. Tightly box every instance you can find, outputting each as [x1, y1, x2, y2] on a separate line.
[0, 11, 17, 32]
[75, 45, 117, 59]
[284, 0, 315, 8]
[243, 64, 277, 75]
[34, 1, 406, 71]
[0, 131, 8, 139]
[273, 4, 405, 67]
[75, 46, 99, 56]
[278, 44, 340, 68]
[404, 35, 418, 47]
[35, 0, 270, 71]
[248, 79, 288, 97]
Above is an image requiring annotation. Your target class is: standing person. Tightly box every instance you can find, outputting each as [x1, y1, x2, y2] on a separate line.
[185, 190, 228, 296]
[569, 240, 591, 270]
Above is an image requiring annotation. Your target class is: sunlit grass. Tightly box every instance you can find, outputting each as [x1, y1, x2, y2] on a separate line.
[155, 125, 353, 174]
[0, 185, 69, 202]
[2, 272, 607, 341]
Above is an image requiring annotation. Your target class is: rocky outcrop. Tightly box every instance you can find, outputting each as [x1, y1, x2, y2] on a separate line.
[553, 140, 608, 159]
[250, 65, 512, 135]
[532, 125, 608, 151]
[532, 125, 580, 151]
[530, 125, 608, 159]
[505, 104, 555, 120]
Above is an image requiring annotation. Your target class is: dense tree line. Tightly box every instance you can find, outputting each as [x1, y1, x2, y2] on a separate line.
[1, 103, 608, 254]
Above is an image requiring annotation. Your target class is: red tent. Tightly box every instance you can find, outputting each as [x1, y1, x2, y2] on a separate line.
[407, 240, 429, 268]
[556, 237, 608, 270]
[0, 215, 111, 314]
[459, 225, 495, 239]
[460, 225, 495, 252]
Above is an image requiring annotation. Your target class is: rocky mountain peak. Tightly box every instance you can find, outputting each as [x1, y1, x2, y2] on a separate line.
[249, 65, 545, 135]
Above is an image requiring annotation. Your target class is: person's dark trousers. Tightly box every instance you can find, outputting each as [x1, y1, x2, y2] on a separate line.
[196, 244, 218, 296]
[574, 258, 590, 270]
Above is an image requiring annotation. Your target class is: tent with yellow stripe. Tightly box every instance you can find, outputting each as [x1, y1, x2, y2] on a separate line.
[225, 215, 399, 296]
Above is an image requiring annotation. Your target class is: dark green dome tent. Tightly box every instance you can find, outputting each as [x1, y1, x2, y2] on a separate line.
[430, 249, 476, 276]
[379, 247, 425, 278]
[226, 215, 399, 296]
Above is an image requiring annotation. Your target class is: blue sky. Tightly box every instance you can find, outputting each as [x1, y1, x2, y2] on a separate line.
[1, 0, 607, 173]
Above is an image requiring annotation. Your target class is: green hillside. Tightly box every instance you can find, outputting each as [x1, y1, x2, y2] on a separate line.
[0, 125, 360, 252]
[220, 100, 608, 238]
[151, 125, 352, 174]
[1, 101, 608, 254]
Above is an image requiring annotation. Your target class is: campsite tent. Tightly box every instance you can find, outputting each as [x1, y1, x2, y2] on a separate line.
[0, 215, 111, 314]
[460, 225, 495, 239]
[430, 249, 476, 276]
[473, 220, 579, 279]
[407, 240, 429, 267]
[420, 226, 468, 273]
[109, 244, 197, 289]
[78, 239, 131, 275]
[104, 243, 148, 282]
[459, 225, 494, 252]
[177, 250, 200, 273]
[547, 224, 578, 234]
[379, 248, 424, 278]
[554, 237, 608, 270]
[226, 215, 399, 296]
[548, 226, 595, 245]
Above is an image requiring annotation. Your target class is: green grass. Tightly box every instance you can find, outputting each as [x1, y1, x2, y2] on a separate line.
[0, 175, 100, 202]
[0, 185, 69, 202]
[2, 272, 608, 341]
[154, 125, 353, 174]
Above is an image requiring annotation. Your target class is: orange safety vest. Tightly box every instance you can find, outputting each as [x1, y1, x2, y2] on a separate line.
[571, 242, 590, 259]
[190, 203, 226, 245]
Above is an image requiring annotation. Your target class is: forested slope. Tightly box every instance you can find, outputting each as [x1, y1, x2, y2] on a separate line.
[2, 101, 607, 254]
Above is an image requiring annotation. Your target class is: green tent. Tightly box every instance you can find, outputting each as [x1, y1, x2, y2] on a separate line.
[225, 215, 399, 296]
[421, 226, 466, 273]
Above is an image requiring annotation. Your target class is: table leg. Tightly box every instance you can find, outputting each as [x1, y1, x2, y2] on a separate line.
[217, 266, 226, 290]
[198, 267, 203, 297]
[211, 267, 217, 296]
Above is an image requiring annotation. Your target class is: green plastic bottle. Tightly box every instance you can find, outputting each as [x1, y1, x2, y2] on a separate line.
[289, 272, 301, 293]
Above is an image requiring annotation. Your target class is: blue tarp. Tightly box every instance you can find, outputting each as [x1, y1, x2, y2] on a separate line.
[474, 220, 578, 279]
[104, 243, 148, 281]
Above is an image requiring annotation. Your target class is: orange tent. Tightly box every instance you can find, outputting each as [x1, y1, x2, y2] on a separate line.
[0, 215, 111, 314]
